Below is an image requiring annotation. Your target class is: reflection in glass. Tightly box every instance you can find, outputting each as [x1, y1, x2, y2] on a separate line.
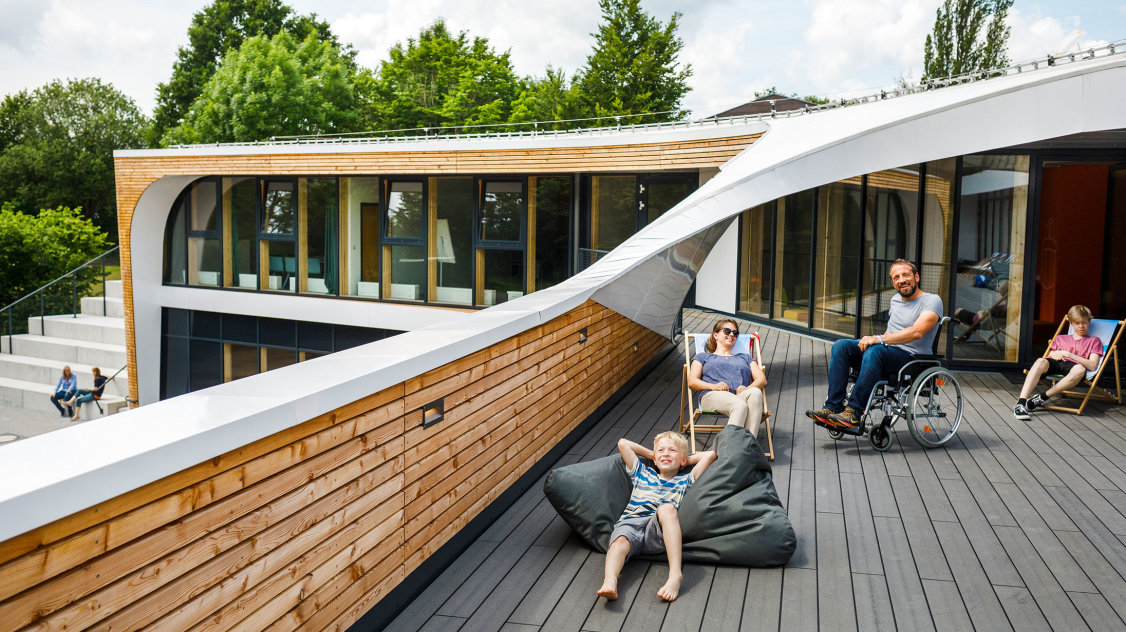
[262, 240, 297, 292]
[534, 177, 571, 291]
[227, 177, 257, 288]
[386, 244, 424, 301]
[738, 202, 773, 318]
[191, 180, 219, 232]
[479, 249, 524, 306]
[434, 178, 473, 304]
[813, 179, 862, 336]
[189, 340, 221, 391]
[481, 181, 523, 242]
[646, 176, 695, 223]
[263, 180, 295, 234]
[773, 190, 815, 326]
[952, 154, 1029, 362]
[164, 197, 186, 284]
[303, 178, 337, 294]
[386, 181, 424, 239]
[921, 158, 957, 353]
[861, 166, 920, 337]
[592, 176, 636, 251]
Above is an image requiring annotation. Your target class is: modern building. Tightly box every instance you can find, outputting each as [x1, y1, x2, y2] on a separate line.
[1, 43, 1124, 632]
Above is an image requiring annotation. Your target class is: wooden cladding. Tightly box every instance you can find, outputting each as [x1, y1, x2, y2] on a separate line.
[0, 300, 665, 632]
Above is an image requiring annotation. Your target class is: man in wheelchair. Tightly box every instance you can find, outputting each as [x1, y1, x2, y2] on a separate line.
[805, 259, 943, 430]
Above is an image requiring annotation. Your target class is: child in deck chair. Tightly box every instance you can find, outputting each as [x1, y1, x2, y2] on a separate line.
[1014, 304, 1104, 421]
[598, 432, 716, 602]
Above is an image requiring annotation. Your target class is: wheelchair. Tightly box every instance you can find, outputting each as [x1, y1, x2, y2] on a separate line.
[815, 317, 963, 452]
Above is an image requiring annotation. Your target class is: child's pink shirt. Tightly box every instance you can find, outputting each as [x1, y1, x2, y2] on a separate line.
[1050, 333, 1103, 360]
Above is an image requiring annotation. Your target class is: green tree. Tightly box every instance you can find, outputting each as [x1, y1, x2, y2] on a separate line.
[0, 79, 148, 242]
[577, 0, 692, 123]
[923, 0, 1013, 80]
[0, 204, 110, 309]
[507, 67, 587, 130]
[364, 20, 520, 133]
[151, 0, 347, 144]
[164, 32, 360, 144]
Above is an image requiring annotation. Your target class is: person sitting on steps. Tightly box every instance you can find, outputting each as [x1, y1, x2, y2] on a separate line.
[805, 259, 943, 429]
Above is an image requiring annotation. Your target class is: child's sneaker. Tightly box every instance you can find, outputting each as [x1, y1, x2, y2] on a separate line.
[1013, 402, 1030, 421]
[1028, 392, 1047, 411]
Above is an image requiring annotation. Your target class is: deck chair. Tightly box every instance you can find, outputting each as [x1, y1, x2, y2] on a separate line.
[679, 332, 773, 460]
[1032, 317, 1124, 415]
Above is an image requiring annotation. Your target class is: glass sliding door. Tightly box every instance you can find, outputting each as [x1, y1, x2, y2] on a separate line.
[861, 166, 921, 337]
[951, 154, 1030, 362]
[737, 202, 774, 318]
[223, 177, 257, 289]
[260, 179, 297, 292]
[432, 177, 473, 305]
[813, 178, 863, 336]
[532, 176, 571, 291]
[382, 180, 425, 302]
[301, 178, 338, 295]
[341, 176, 380, 297]
[590, 175, 636, 252]
[476, 178, 526, 305]
[773, 189, 815, 326]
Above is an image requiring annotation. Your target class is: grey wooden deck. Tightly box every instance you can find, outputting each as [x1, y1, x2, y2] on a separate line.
[386, 309, 1126, 631]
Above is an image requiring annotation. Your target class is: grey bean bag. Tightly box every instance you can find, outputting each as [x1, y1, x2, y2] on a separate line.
[543, 425, 795, 567]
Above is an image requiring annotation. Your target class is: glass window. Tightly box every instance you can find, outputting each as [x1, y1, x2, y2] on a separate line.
[225, 177, 257, 289]
[302, 178, 338, 294]
[259, 317, 295, 348]
[342, 177, 380, 296]
[591, 175, 636, 251]
[188, 237, 221, 286]
[298, 321, 333, 352]
[191, 180, 219, 232]
[164, 196, 187, 284]
[533, 176, 571, 291]
[478, 249, 524, 306]
[645, 175, 695, 223]
[262, 240, 297, 292]
[335, 325, 385, 350]
[221, 313, 256, 344]
[480, 180, 523, 242]
[861, 166, 921, 337]
[161, 335, 189, 399]
[189, 340, 222, 391]
[386, 181, 424, 239]
[813, 179, 863, 336]
[434, 177, 474, 305]
[262, 347, 297, 371]
[190, 311, 220, 338]
[224, 343, 259, 382]
[773, 189, 815, 326]
[738, 202, 774, 318]
[263, 180, 295, 235]
[386, 244, 424, 301]
[952, 154, 1029, 362]
[164, 307, 189, 337]
[921, 158, 957, 353]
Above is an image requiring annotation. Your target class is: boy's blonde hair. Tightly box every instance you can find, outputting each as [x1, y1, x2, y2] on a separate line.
[1067, 305, 1093, 324]
[652, 431, 688, 454]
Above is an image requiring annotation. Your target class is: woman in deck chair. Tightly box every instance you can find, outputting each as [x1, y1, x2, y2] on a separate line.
[1014, 304, 1103, 421]
[687, 319, 768, 435]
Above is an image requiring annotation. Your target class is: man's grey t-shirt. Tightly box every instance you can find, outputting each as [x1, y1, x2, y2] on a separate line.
[887, 292, 943, 355]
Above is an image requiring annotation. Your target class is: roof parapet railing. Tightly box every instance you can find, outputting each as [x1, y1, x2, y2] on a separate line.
[167, 38, 1126, 151]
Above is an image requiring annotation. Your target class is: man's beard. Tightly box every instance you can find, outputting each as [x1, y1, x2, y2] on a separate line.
[897, 281, 917, 297]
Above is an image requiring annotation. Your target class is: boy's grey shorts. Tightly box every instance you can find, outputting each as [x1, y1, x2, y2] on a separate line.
[609, 515, 665, 557]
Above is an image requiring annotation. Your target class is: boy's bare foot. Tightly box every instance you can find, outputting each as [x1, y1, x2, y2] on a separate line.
[597, 579, 618, 600]
[657, 573, 682, 601]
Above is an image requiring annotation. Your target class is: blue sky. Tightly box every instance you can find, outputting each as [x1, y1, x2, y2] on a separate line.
[0, 0, 1122, 120]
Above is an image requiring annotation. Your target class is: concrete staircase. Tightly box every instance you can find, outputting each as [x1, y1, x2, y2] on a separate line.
[0, 281, 130, 417]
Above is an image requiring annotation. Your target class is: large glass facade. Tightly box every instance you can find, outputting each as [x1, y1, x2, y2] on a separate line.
[813, 178, 862, 336]
[773, 190, 815, 326]
[737, 202, 774, 318]
[860, 166, 920, 337]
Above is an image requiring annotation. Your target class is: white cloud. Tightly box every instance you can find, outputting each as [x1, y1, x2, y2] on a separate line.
[1005, 8, 1107, 62]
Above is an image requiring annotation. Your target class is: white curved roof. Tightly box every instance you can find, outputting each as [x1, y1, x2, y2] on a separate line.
[2, 51, 1125, 542]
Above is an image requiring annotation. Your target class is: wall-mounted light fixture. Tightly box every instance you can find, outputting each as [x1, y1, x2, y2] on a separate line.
[631, 342, 639, 353]
[578, 327, 588, 344]
[421, 398, 445, 428]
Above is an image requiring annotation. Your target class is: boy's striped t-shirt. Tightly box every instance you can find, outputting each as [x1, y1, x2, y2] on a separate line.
[617, 459, 695, 521]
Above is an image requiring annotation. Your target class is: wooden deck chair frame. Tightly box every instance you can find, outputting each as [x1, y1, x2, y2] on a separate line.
[1029, 316, 1124, 415]
[679, 332, 774, 460]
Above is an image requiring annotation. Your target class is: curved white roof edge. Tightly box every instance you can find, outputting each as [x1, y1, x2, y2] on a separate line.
[1, 54, 1123, 541]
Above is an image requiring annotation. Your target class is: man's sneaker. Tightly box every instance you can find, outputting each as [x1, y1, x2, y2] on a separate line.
[829, 407, 861, 428]
[805, 408, 837, 424]
[1028, 392, 1047, 411]
[1013, 402, 1030, 421]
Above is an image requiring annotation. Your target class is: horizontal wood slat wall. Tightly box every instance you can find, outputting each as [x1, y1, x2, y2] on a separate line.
[0, 300, 664, 632]
[113, 132, 759, 405]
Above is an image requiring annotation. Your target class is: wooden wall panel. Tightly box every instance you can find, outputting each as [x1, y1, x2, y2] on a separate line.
[0, 300, 665, 632]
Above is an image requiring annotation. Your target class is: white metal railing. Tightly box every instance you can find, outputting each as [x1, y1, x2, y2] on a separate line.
[169, 39, 1126, 151]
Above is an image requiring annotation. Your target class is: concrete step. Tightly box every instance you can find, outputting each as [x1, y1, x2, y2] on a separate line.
[106, 279, 123, 300]
[0, 353, 129, 397]
[80, 296, 124, 318]
[26, 314, 125, 345]
[0, 335, 126, 368]
[0, 375, 127, 417]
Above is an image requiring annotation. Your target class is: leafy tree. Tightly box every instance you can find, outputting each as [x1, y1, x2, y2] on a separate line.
[0, 79, 148, 242]
[0, 204, 110, 310]
[151, 0, 347, 144]
[923, 0, 1013, 80]
[164, 32, 360, 144]
[577, 0, 692, 123]
[507, 67, 587, 130]
[364, 20, 520, 133]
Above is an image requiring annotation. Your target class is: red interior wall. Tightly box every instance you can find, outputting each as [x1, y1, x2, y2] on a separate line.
[1037, 165, 1108, 321]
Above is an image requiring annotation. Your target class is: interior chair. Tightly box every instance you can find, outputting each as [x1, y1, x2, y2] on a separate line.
[1032, 317, 1123, 415]
[680, 332, 773, 460]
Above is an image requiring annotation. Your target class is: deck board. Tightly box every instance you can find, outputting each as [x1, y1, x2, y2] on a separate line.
[387, 309, 1126, 631]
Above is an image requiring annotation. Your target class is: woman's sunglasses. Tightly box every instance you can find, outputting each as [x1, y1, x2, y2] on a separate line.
[720, 327, 739, 336]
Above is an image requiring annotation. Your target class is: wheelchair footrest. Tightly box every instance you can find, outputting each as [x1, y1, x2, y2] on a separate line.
[812, 417, 865, 436]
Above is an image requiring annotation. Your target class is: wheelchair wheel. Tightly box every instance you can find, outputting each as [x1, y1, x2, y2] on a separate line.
[869, 423, 893, 451]
[906, 366, 963, 448]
